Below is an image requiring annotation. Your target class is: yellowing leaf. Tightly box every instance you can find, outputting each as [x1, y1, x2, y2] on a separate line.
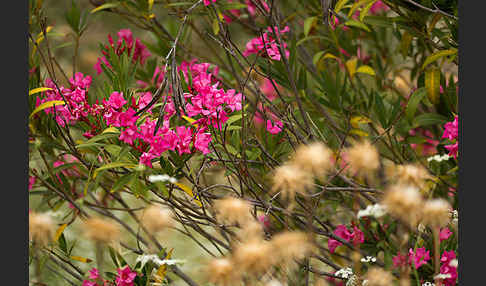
[29, 87, 53, 96]
[356, 65, 376, 76]
[212, 18, 220, 35]
[346, 57, 358, 77]
[400, 31, 413, 58]
[348, 0, 374, 18]
[421, 49, 457, 70]
[322, 53, 339, 61]
[102, 127, 120, 134]
[30, 100, 66, 119]
[155, 249, 173, 282]
[335, 0, 351, 13]
[351, 116, 371, 128]
[54, 224, 67, 242]
[148, 0, 154, 11]
[175, 182, 202, 207]
[425, 68, 440, 104]
[360, 0, 378, 21]
[182, 115, 196, 124]
[36, 26, 53, 44]
[350, 129, 369, 137]
[70, 256, 92, 263]
[90, 2, 120, 14]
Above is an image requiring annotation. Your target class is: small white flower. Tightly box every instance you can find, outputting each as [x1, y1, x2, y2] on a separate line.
[422, 282, 435, 286]
[148, 174, 177, 184]
[434, 273, 452, 280]
[345, 274, 359, 286]
[335, 267, 353, 279]
[362, 280, 368, 286]
[418, 223, 426, 233]
[136, 254, 185, 269]
[427, 154, 450, 163]
[357, 204, 387, 219]
[449, 259, 458, 267]
[360, 256, 377, 263]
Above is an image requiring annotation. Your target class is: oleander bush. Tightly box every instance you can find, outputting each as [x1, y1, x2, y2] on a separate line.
[28, 0, 458, 285]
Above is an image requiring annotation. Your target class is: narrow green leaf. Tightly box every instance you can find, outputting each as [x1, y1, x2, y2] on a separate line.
[421, 49, 457, 70]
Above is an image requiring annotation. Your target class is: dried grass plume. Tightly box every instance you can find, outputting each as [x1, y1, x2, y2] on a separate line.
[141, 205, 174, 234]
[421, 199, 451, 228]
[83, 217, 120, 244]
[291, 142, 332, 178]
[214, 197, 252, 225]
[364, 267, 394, 286]
[29, 212, 55, 246]
[382, 185, 424, 227]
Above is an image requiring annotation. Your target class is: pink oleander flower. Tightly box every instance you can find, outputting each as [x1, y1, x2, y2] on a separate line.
[442, 116, 458, 159]
[258, 214, 271, 229]
[115, 266, 137, 286]
[408, 247, 430, 269]
[392, 252, 408, 268]
[70, 72, 92, 90]
[440, 227, 453, 242]
[94, 56, 112, 75]
[119, 126, 139, 145]
[440, 251, 458, 286]
[246, 0, 270, 16]
[203, 0, 216, 6]
[261, 78, 279, 101]
[175, 126, 193, 155]
[88, 268, 99, 280]
[266, 119, 283, 134]
[82, 280, 97, 286]
[328, 224, 364, 253]
[28, 176, 36, 191]
[243, 26, 290, 61]
[194, 131, 212, 154]
[369, 0, 389, 14]
[107, 92, 127, 109]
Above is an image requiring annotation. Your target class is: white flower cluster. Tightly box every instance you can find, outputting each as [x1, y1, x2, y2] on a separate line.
[434, 273, 452, 280]
[335, 267, 354, 279]
[422, 282, 435, 286]
[345, 275, 359, 286]
[360, 256, 377, 263]
[427, 154, 450, 163]
[357, 204, 387, 219]
[135, 254, 185, 269]
[451, 210, 458, 225]
[148, 174, 177, 184]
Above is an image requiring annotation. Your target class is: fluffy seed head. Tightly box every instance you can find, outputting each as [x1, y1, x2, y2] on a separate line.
[364, 267, 394, 286]
[291, 142, 332, 178]
[214, 197, 252, 225]
[382, 185, 424, 227]
[83, 217, 120, 243]
[392, 164, 431, 190]
[232, 240, 274, 275]
[29, 212, 55, 246]
[271, 163, 314, 203]
[421, 199, 451, 228]
[345, 141, 380, 177]
[141, 205, 174, 234]
[238, 220, 264, 242]
[206, 258, 239, 286]
[271, 231, 315, 266]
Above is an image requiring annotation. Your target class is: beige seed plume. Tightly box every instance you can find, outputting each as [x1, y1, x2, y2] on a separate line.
[214, 197, 252, 225]
[364, 267, 394, 286]
[382, 185, 424, 227]
[421, 199, 451, 228]
[271, 231, 315, 268]
[271, 163, 314, 203]
[141, 205, 174, 234]
[83, 217, 120, 244]
[290, 142, 333, 179]
[206, 257, 240, 286]
[345, 141, 380, 178]
[232, 240, 274, 275]
[29, 212, 55, 247]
